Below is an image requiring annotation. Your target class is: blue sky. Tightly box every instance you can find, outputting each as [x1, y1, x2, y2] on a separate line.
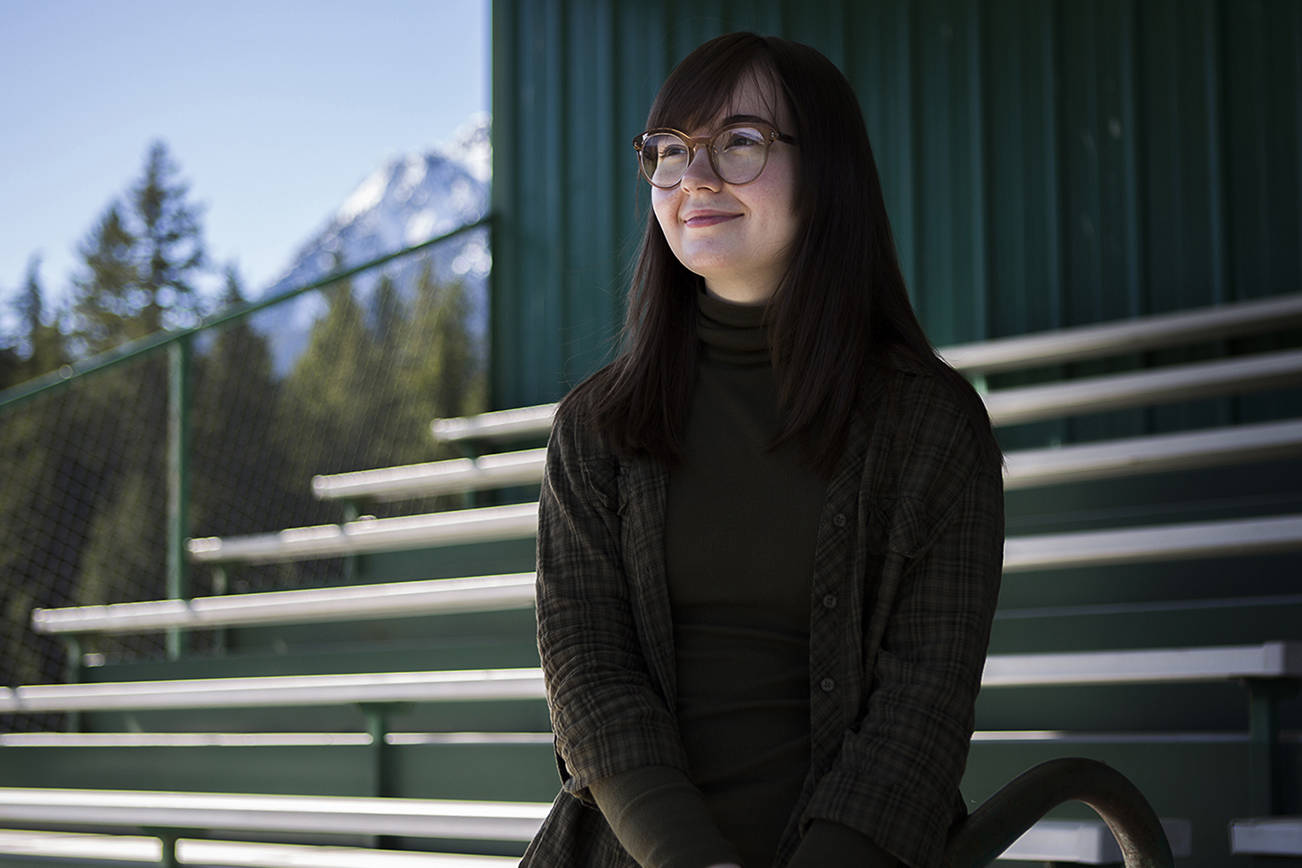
[0, 0, 488, 315]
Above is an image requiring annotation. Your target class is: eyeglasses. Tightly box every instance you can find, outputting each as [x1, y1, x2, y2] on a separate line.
[632, 123, 796, 189]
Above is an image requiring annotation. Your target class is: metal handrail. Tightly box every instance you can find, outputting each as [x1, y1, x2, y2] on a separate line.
[938, 291, 1302, 374]
[944, 758, 1174, 868]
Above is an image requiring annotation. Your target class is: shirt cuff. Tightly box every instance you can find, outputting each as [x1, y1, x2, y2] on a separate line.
[588, 764, 742, 868]
[786, 819, 902, 868]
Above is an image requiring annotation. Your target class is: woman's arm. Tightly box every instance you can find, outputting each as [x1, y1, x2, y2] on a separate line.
[786, 820, 902, 868]
[536, 406, 688, 797]
[589, 766, 743, 867]
[536, 405, 742, 867]
[799, 396, 1006, 868]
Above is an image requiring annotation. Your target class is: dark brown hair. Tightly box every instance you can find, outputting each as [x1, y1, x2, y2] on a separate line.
[567, 32, 995, 476]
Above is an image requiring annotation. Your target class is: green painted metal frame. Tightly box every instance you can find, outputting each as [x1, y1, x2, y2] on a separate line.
[167, 337, 192, 660]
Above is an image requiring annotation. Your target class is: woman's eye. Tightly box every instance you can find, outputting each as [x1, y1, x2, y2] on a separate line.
[723, 133, 760, 150]
[659, 144, 687, 159]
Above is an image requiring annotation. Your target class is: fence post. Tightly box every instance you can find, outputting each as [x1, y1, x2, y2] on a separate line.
[167, 335, 192, 660]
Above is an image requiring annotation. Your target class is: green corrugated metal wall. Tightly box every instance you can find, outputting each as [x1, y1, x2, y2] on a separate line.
[490, 0, 1302, 413]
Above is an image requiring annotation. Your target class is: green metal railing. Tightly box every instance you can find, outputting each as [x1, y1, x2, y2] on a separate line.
[0, 215, 491, 662]
[945, 758, 1174, 868]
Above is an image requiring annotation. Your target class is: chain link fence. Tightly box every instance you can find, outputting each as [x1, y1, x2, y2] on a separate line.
[0, 225, 489, 731]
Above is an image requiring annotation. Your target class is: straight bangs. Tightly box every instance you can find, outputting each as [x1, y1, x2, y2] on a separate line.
[645, 38, 782, 133]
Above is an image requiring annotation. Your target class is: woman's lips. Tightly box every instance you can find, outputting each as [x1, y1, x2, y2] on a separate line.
[683, 212, 740, 228]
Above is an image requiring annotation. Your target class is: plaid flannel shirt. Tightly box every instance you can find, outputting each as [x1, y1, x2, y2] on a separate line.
[522, 352, 1005, 868]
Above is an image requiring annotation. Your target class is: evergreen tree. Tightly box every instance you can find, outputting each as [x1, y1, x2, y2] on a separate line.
[12, 255, 65, 381]
[0, 256, 77, 691]
[2, 144, 210, 692]
[71, 141, 206, 353]
[67, 209, 167, 611]
[363, 273, 419, 467]
[280, 263, 374, 497]
[407, 265, 485, 425]
[76, 471, 161, 606]
[0, 348, 19, 393]
[191, 266, 288, 546]
[369, 273, 403, 347]
[0, 317, 18, 390]
[70, 203, 141, 353]
[0, 382, 100, 688]
[67, 141, 208, 617]
[131, 141, 206, 332]
[16, 255, 45, 354]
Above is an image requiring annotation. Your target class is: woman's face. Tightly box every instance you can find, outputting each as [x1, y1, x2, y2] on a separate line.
[651, 75, 800, 305]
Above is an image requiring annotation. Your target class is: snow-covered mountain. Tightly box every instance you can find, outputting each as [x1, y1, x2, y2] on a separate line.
[255, 113, 491, 374]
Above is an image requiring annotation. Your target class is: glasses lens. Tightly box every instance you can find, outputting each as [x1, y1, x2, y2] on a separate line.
[641, 132, 690, 187]
[713, 127, 768, 184]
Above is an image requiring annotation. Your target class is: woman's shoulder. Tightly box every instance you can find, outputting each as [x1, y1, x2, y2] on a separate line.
[867, 344, 1002, 477]
[549, 359, 627, 460]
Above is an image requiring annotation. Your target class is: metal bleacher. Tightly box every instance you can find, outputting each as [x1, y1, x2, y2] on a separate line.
[4, 292, 1302, 866]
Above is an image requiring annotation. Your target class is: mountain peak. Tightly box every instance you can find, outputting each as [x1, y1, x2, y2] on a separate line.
[446, 112, 491, 183]
[258, 113, 492, 374]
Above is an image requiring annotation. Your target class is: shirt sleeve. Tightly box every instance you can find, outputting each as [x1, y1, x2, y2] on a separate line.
[534, 405, 694, 805]
[786, 820, 902, 868]
[589, 765, 743, 868]
[801, 398, 1006, 868]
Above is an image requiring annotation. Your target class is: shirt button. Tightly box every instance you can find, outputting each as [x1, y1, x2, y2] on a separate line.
[822, 594, 838, 609]
[820, 677, 836, 693]
[832, 513, 847, 528]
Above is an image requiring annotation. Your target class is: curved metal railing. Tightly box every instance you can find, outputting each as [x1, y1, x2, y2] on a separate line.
[944, 758, 1174, 868]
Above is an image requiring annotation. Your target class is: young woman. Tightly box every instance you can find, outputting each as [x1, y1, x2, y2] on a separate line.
[521, 32, 1005, 868]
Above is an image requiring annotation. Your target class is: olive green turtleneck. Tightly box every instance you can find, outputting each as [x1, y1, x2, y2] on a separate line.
[588, 289, 899, 868]
[663, 288, 825, 866]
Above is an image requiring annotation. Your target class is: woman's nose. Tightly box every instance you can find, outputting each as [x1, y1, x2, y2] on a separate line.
[680, 146, 720, 191]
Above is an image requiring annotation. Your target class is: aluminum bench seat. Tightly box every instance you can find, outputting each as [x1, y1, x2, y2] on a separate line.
[427, 350, 1302, 446]
[31, 573, 536, 636]
[1001, 417, 1302, 490]
[426, 292, 1302, 446]
[982, 347, 1302, 427]
[0, 668, 546, 714]
[980, 640, 1302, 688]
[936, 291, 1302, 374]
[1002, 817, 1192, 864]
[430, 404, 556, 446]
[187, 503, 538, 564]
[313, 418, 1302, 502]
[0, 731, 555, 748]
[0, 788, 546, 844]
[1230, 816, 1302, 856]
[187, 499, 1302, 569]
[0, 828, 519, 867]
[3, 642, 1294, 715]
[3, 727, 1259, 749]
[312, 448, 546, 502]
[1001, 513, 1302, 573]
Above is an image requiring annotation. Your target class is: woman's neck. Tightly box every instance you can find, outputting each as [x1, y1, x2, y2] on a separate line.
[703, 278, 774, 306]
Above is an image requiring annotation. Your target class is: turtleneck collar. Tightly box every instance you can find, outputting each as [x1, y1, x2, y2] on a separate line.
[696, 289, 770, 366]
